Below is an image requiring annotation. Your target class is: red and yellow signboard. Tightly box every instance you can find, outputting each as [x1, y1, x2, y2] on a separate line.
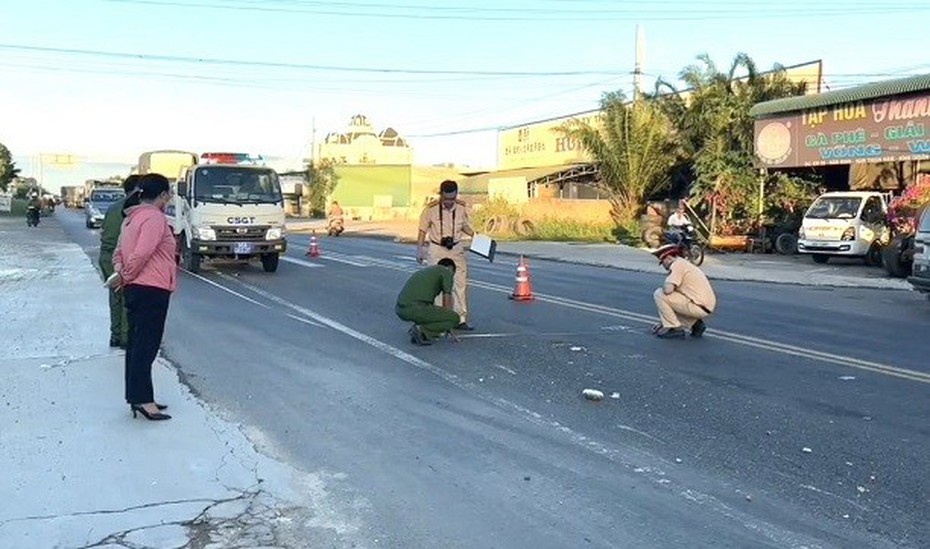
[755, 91, 930, 168]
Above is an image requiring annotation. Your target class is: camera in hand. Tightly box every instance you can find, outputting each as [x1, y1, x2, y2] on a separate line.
[440, 236, 456, 250]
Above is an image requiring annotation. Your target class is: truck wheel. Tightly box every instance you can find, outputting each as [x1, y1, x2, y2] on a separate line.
[882, 236, 912, 278]
[261, 253, 279, 273]
[775, 233, 798, 255]
[864, 242, 883, 267]
[181, 236, 201, 273]
[812, 254, 829, 264]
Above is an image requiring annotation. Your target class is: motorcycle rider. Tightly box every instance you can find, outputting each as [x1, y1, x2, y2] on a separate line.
[328, 200, 344, 235]
[26, 194, 42, 226]
[666, 201, 692, 243]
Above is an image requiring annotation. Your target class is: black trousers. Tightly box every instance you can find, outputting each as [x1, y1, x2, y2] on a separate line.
[124, 285, 171, 405]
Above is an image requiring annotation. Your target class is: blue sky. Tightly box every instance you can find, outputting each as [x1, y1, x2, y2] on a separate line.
[3, 0, 930, 182]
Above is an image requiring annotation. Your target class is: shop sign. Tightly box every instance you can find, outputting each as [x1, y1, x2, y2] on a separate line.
[755, 90, 930, 168]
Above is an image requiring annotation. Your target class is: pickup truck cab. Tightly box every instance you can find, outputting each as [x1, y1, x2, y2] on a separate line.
[907, 208, 930, 296]
[797, 191, 890, 265]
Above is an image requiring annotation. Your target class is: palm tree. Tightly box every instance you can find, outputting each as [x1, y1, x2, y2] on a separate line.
[560, 91, 677, 228]
[649, 53, 808, 233]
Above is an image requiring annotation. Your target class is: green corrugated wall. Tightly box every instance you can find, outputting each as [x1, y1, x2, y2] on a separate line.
[331, 165, 412, 207]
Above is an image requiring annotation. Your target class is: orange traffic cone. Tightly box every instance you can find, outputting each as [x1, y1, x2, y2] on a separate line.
[509, 255, 534, 301]
[306, 233, 321, 257]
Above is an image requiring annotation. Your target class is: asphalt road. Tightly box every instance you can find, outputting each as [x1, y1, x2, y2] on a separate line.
[58, 209, 930, 549]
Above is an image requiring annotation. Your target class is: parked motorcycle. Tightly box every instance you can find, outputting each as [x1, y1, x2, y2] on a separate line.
[664, 225, 705, 266]
[26, 206, 40, 227]
[327, 217, 344, 237]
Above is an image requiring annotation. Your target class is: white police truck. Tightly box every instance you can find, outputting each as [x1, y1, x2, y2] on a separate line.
[169, 153, 287, 273]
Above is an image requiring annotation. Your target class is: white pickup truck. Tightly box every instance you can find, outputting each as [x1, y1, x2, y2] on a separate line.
[797, 191, 890, 265]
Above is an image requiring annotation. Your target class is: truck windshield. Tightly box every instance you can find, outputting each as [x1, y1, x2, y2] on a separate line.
[805, 196, 862, 220]
[193, 166, 283, 204]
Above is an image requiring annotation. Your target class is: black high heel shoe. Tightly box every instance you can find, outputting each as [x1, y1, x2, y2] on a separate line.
[131, 404, 171, 421]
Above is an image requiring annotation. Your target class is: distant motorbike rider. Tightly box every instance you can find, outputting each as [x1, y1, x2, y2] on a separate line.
[328, 201, 344, 235]
[26, 195, 42, 226]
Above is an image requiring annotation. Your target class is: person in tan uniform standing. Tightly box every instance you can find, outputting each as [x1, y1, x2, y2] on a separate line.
[416, 180, 475, 330]
[651, 243, 717, 339]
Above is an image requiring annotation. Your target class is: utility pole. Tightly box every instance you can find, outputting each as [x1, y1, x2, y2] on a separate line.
[633, 25, 645, 101]
[309, 116, 317, 167]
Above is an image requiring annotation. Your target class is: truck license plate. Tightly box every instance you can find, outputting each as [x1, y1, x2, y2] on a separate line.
[234, 242, 252, 254]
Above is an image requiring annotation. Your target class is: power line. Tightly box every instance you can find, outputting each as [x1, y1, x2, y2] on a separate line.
[108, 0, 930, 21]
[0, 43, 625, 77]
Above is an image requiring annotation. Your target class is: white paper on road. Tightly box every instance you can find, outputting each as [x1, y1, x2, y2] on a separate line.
[469, 233, 497, 262]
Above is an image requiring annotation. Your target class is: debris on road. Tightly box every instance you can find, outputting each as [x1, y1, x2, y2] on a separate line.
[802, 447, 813, 454]
[610, 392, 620, 399]
[582, 389, 604, 401]
[839, 376, 856, 381]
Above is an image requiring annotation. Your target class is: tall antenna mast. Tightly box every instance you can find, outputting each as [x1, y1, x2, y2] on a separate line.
[633, 25, 646, 100]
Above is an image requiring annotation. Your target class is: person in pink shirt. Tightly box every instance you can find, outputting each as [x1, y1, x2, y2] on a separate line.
[111, 173, 177, 421]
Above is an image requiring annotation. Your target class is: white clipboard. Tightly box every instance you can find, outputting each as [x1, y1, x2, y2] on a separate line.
[469, 234, 497, 263]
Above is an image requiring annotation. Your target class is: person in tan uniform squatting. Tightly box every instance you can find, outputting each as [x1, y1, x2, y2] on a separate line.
[416, 180, 475, 331]
[651, 243, 717, 339]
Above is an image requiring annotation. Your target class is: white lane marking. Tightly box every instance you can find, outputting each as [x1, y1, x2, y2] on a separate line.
[349, 254, 415, 270]
[182, 269, 271, 309]
[799, 484, 867, 511]
[206, 271, 829, 548]
[281, 256, 324, 268]
[616, 423, 666, 444]
[317, 253, 370, 267]
[280, 254, 930, 384]
[286, 312, 325, 328]
[494, 364, 517, 375]
[456, 331, 604, 340]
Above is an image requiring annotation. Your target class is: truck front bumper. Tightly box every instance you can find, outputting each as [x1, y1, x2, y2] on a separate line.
[797, 239, 868, 256]
[191, 238, 287, 257]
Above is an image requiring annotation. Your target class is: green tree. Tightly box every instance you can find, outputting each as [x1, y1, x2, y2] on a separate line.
[0, 143, 21, 192]
[652, 53, 812, 234]
[560, 91, 677, 235]
[305, 158, 340, 217]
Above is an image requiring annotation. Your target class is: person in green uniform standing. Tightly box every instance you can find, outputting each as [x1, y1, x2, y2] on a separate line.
[395, 259, 460, 345]
[98, 174, 140, 348]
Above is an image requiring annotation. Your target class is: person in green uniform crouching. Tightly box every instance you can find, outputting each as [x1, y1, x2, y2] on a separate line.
[395, 258, 461, 345]
[98, 174, 140, 348]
